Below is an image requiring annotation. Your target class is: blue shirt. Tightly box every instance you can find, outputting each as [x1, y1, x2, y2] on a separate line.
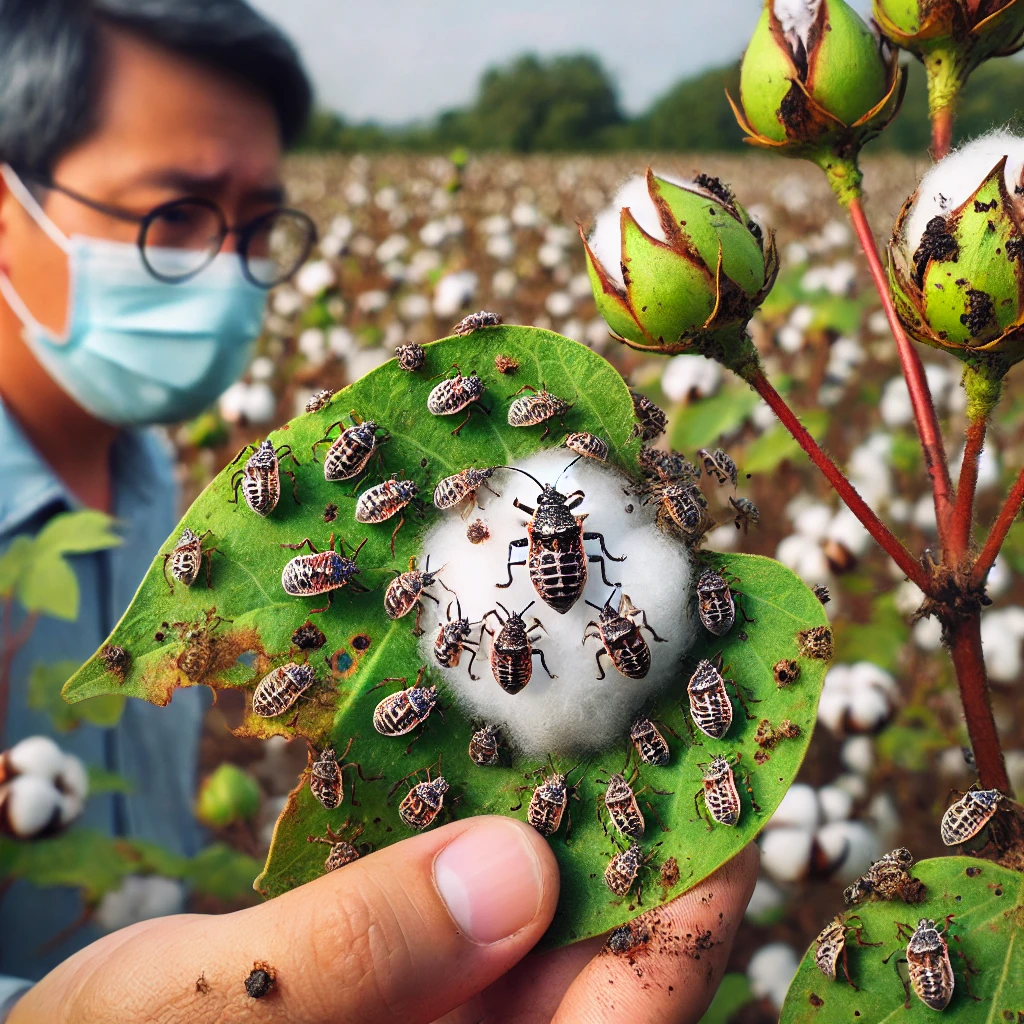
[0, 399, 205, 989]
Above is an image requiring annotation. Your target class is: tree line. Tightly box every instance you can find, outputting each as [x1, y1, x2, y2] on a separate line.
[298, 52, 1024, 154]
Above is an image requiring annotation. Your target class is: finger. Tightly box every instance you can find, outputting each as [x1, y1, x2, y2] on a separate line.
[15, 816, 559, 1024]
[550, 844, 759, 1024]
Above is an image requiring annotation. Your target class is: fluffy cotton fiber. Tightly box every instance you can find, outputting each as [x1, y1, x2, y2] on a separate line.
[416, 450, 698, 758]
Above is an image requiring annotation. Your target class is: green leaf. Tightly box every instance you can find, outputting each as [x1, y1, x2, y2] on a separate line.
[35, 510, 122, 556]
[29, 660, 126, 731]
[184, 843, 263, 903]
[62, 327, 828, 947]
[780, 857, 1024, 1021]
[834, 592, 908, 674]
[702, 972, 754, 1023]
[0, 536, 34, 597]
[743, 411, 829, 474]
[87, 765, 135, 794]
[671, 386, 762, 451]
[17, 552, 79, 620]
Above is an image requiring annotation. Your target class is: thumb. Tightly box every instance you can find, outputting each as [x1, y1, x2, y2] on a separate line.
[13, 816, 559, 1024]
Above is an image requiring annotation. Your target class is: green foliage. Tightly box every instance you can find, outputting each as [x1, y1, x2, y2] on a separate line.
[63, 328, 828, 947]
[702, 972, 755, 1023]
[670, 385, 762, 452]
[780, 857, 1024, 1021]
[743, 411, 829, 474]
[28, 660, 125, 731]
[0, 510, 121, 622]
[834, 592, 909, 674]
[195, 763, 262, 828]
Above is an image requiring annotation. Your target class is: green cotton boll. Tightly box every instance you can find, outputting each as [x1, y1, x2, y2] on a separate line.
[582, 241, 647, 346]
[648, 176, 766, 299]
[739, 7, 794, 143]
[195, 763, 262, 828]
[871, 0, 921, 36]
[808, 0, 888, 126]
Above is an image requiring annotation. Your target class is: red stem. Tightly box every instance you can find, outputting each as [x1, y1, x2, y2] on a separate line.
[972, 467, 1024, 589]
[946, 611, 1012, 794]
[748, 369, 930, 592]
[932, 107, 954, 161]
[951, 417, 986, 563]
[847, 196, 954, 553]
[0, 598, 40, 741]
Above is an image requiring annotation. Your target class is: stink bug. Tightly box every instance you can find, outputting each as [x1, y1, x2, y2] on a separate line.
[252, 662, 316, 718]
[940, 788, 1002, 846]
[280, 533, 367, 613]
[308, 738, 376, 810]
[305, 388, 335, 413]
[506, 384, 572, 439]
[311, 416, 386, 482]
[229, 439, 299, 517]
[687, 659, 744, 739]
[161, 528, 220, 593]
[355, 475, 419, 554]
[469, 725, 502, 766]
[564, 431, 609, 462]
[630, 716, 670, 766]
[653, 482, 715, 544]
[604, 841, 654, 898]
[427, 364, 488, 435]
[169, 609, 231, 683]
[798, 625, 835, 661]
[497, 466, 625, 614]
[900, 919, 956, 1011]
[606, 920, 651, 956]
[600, 771, 646, 839]
[729, 496, 760, 531]
[629, 390, 667, 441]
[815, 914, 880, 984]
[307, 820, 365, 872]
[452, 310, 502, 334]
[482, 600, 554, 695]
[514, 760, 580, 838]
[394, 765, 450, 831]
[696, 568, 736, 637]
[433, 466, 499, 513]
[695, 754, 742, 827]
[584, 590, 666, 680]
[372, 668, 439, 737]
[698, 447, 738, 486]
[384, 555, 445, 633]
[395, 342, 425, 371]
[434, 597, 483, 679]
[100, 644, 131, 683]
[843, 847, 925, 905]
[637, 444, 699, 485]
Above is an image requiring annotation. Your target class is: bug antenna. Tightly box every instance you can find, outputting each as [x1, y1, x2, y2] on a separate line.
[585, 600, 605, 612]
[519, 599, 535, 616]
[492, 465, 546, 490]
[555, 456, 582, 489]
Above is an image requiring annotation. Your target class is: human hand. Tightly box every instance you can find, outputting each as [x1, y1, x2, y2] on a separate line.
[9, 816, 756, 1024]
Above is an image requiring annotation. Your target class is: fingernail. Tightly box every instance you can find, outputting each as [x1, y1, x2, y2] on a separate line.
[434, 819, 543, 944]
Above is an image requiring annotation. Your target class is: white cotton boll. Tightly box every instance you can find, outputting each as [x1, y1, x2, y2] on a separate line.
[746, 876, 787, 924]
[375, 234, 409, 264]
[408, 249, 441, 283]
[748, 942, 800, 1010]
[774, 0, 822, 47]
[218, 381, 247, 425]
[998, 605, 1024, 637]
[661, 356, 722, 402]
[3, 735, 65, 781]
[867, 792, 901, 847]
[545, 225, 576, 248]
[57, 792, 84, 827]
[444, 215, 465, 238]
[344, 181, 369, 207]
[55, 753, 89, 802]
[137, 877, 185, 919]
[821, 821, 881, 884]
[242, 383, 276, 425]
[983, 558, 1012, 599]
[767, 784, 821, 832]
[398, 293, 431, 323]
[383, 323, 406, 350]
[911, 494, 938, 534]
[492, 268, 518, 299]
[705, 523, 740, 552]
[785, 241, 810, 265]
[845, 686, 892, 733]
[760, 827, 815, 883]
[249, 356, 275, 383]
[433, 271, 478, 318]
[0, 775, 61, 838]
[849, 662, 897, 697]
[559, 319, 587, 344]
[923, 363, 952, 411]
[486, 234, 516, 262]
[95, 876, 185, 933]
[586, 317, 611, 349]
[328, 214, 354, 245]
[294, 259, 335, 298]
[827, 508, 872, 558]
[1005, 750, 1024, 795]
[545, 291, 574, 318]
[383, 260, 407, 284]
[833, 772, 869, 802]
[374, 186, 399, 212]
[888, 497, 911, 524]
[511, 202, 540, 228]
[790, 304, 815, 331]
[867, 309, 890, 335]
[827, 260, 857, 296]
[416, 451, 697, 757]
[821, 219, 851, 250]
[913, 615, 943, 651]
[328, 326, 354, 358]
[981, 613, 1022, 684]
[776, 534, 831, 584]
[271, 286, 302, 318]
[346, 347, 391, 382]
[936, 745, 974, 779]
[894, 580, 926, 617]
[777, 324, 805, 354]
[830, 336, 864, 370]
[537, 242, 567, 269]
[880, 377, 914, 428]
[356, 290, 389, 315]
[751, 400, 778, 432]
[817, 687, 853, 734]
[818, 785, 854, 824]
[841, 735, 875, 776]
[298, 328, 327, 366]
[350, 234, 375, 258]
[905, 131, 1024, 252]
[569, 272, 594, 299]
[419, 220, 448, 248]
[792, 503, 834, 541]
[480, 214, 511, 236]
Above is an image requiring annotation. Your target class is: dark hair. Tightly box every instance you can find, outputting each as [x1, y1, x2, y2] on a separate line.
[0, 0, 312, 174]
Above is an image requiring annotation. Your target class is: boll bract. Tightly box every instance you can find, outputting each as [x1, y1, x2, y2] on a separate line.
[582, 170, 777, 374]
[890, 132, 1024, 381]
[729, 0, 905, 199]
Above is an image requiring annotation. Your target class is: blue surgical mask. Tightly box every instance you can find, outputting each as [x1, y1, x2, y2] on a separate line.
[0, 164, 268, 427]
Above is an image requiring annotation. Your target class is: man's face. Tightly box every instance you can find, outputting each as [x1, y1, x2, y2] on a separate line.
[0, 26, 283, 336]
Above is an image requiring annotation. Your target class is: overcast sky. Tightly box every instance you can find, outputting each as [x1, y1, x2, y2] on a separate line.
[249, 0, 874, 124]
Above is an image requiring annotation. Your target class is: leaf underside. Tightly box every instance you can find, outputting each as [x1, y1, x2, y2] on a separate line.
[781, 856, 1024, 1022]
[63, 327, 828, 947]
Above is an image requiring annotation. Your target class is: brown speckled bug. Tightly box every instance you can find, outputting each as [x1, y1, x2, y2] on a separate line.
[395, 767, 450, 830]
[308, 739, 375, 810]
[162, 528, 219, 592]
[583, 590, 666, 680]
[629, 390, 667, 441]
[601, 771, 646, 839]
[686, 659, 734, 739]
[843, 847, 925, 905]
[482, 600, 554, 695]
[433, 466, 499, 512]
[252, 662, 316, 718]
[604, 841, 651, 898]
[815, 914, 879, 984]
[468, 725, 502, 766]
[427, 364, 488, 435]
[637, 444, 699, 485]
[169, 609, 230, 683]
[696, 754, 742, 827]
[452, 310, 502, 335]
[730, 496, 760, 532]
[653, 482, 714, 544]
[940, 788, 1002, 846]
[506, 384, 572, 439]
[395, 342, 426, 371]
[384, 556, 445, 630]
[100, 643, 131, 683]
[798, 625, 835, 661]
[355, 476, 419, 554]
[698, 447, 738, 487]
[696, 568, 736, 638]
[229, 439, 300, 517]
[564, 431, 609, 462]
[902, 918, 956, 1011]
[514, 760, 580, 838]
[497, 467, 624, 615]
[312, 417, 386, 482]
[434, 596, 483, 679]
[281, 534, 367, 613]
[305, 388, 335, 413]
[307, 821, 364, 872]
[630, 716, 670, 766]
[372, 667, 439, 737]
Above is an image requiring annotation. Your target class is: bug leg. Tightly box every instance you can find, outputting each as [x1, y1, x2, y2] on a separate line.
[510, 785, 530, 812]
[229, 443, 256, 467]
[496, 537, 529, 588]
[389, 514, 406, 557]
[412, 603, 424, 638]
[636, 610, 668, 643]
[511, 497, 536, 517]
[539, 423, 551, 441]
[533, 647, 556, 679]
[464, 643, 481, 681]
[202, 548, 222, 589]
[588, 554, 619, 589]
[308, 591, 334, 616]
[282, 469, 300, 505]
[161, 553, 175, 595]
[228, 470, 245, 506]
[451, 408, 472, 436]
[582, 530, 626, 562]
[281, 537, 320, 554]
[727, 678, 761, 720]
[882, 951, 912, 1009]
[592, 647, 608, 681]
[741, 771, 762, 814]
[693, 789, 712, 831]
[643, 797, 669, 833]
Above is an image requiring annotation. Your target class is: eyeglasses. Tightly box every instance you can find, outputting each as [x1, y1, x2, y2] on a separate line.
[17, 170, 317, 288]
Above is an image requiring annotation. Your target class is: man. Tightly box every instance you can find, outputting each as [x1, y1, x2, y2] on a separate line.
[0, 2, 756, 1020]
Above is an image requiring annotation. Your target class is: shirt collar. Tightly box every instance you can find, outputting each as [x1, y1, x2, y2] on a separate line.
[0, 399, 169, 538]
